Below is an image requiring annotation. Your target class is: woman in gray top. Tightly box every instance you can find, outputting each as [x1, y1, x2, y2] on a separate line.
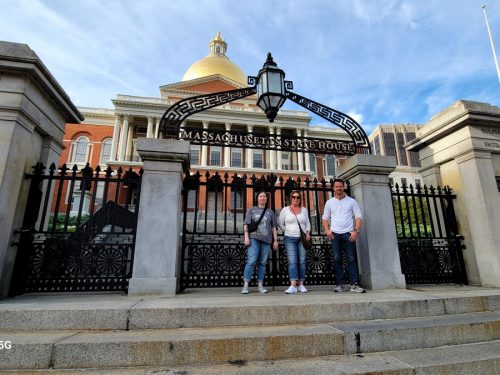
[242, 191, 279, 294]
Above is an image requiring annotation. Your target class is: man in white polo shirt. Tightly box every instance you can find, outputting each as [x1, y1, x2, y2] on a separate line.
[322, 178, 365, 293]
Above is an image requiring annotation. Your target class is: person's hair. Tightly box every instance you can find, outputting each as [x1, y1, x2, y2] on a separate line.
[290, 190, 302, 207]
[333, 178, 345, 186]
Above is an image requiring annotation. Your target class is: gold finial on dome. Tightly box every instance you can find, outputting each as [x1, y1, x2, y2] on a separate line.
[182, 32, 247, 85]
[210, 32, 227, 56]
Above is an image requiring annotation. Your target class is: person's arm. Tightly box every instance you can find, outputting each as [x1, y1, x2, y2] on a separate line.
[278, 207, 286, 232]
[272, 226, 279, 251]
[349, 200, 363, 242]
[303, 207, 312, 240]
[243, 209, 252, 246]
[322, 201, 333, 239]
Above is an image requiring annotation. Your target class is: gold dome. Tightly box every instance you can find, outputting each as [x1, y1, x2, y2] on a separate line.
[182, 32, 247, 86]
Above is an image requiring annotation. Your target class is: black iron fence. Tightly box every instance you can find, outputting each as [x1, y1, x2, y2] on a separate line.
[180, 171, 353, 289]
[9, 163, 142, 295]
[390, 183, 467, 284]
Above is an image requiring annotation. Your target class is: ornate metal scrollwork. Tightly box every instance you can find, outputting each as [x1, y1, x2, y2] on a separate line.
[285, 91, 371, 153]
[160, 87, 257, 138]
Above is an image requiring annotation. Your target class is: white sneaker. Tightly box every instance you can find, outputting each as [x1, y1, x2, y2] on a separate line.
[298, 285, 308, 293]
[350, 284, 366, 293]
[285, 286, 297, 294]
[241, 286, 249, 294]
[334, 285, 346, 293]
[258, 285, 268, 293]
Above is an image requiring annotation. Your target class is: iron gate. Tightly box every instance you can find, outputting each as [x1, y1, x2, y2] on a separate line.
[180, 171, 353, 289]
[9, 162, 142, 295]
[391, 183, 467, 284]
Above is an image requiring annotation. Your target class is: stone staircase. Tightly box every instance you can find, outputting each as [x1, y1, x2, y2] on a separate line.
[0, 286, 499, 374]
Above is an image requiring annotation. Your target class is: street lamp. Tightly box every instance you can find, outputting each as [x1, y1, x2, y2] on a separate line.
[256, 53, 286, 123]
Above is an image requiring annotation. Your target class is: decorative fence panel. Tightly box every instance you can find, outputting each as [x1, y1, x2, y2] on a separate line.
[391, 183, 467, 285]
[10, 163, 142, 295]
[180, 172, 353, 289]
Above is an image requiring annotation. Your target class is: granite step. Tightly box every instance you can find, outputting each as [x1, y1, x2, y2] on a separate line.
[1, 310, 499, 370]
[1, 291, 499, 331]
[0, 340, 499, 374]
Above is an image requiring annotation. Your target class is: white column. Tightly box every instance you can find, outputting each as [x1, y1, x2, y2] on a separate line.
[246, 124, 253, 169]
[200, 121, 208, 166]
[224, 122, 231, 168]
[126, 123, 134, 161]
[155, 117, 161, 139]
[118, 115, 129, 161]
[110, 115, 122, 161]
[297, 128, 304, 171]
[276, 127, 282, 170]
[269, 127, 275, 170]
[147, 116, 154, 138]
[304, 130, 311, 171]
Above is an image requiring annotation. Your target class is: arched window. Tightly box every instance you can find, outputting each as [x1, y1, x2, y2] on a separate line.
[100, 138, 112, 163]
[74, 136, 89, 163]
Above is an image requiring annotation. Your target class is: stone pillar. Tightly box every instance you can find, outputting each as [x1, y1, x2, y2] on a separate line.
[455, 150, 500, 287]
[304, 130, 311, 172]
[276, 127, 282, 170]
[110, 115, 122, 161]
[224, 122, 231, 168]
[126, 124, 134, 161]
[147, 116, 154, 138]
[118, 115, 129, 161]
[246, 125, 253, 169]
[0, 41, 83, 298]
[200, 121, 208, 166]
[128, 138, 190, 296]
[269, 127, 275, 170]
[338, 154, 406, 289]
[154, 117, 160, 139]
[297, 129, 304, 171]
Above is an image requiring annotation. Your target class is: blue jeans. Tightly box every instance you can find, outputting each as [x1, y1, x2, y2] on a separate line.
[284, 236, 307, 282]
[243, 239, 271, 283]
[331, 233, 359, 285]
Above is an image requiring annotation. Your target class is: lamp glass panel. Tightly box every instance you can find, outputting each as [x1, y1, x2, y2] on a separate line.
[268, 71, 283, 93]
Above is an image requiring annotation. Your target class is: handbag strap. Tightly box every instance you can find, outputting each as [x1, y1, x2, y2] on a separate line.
[291, 206, 305, 233]
[255, 206, 267, 226]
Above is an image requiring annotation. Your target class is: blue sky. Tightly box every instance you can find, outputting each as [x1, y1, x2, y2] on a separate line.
[1, 0, 499, 133]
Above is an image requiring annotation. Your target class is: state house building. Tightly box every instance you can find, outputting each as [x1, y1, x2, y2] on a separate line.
[59, 33, 353, 212]
[59, 33, 423, 214]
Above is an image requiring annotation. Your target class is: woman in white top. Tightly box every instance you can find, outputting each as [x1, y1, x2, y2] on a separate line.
[278, 190, 311, 294]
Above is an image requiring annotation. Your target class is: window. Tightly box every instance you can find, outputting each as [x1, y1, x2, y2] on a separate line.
[190, 145, 200, 165]
[253, 150, 263, 168]
[396, 133, 408, 166]
[496, 176, 500, 192]
[281, 152, 290, 170]
[309, 154, 316, 174]
[209, 146, 221, 166]
[383, 133, 397, 156]
[326, 155, 335, 177]
[231, 149, 242, 167]
[415, 179, 421, 187]
[230, 191, 243, 209]
[74, 137, 89, 163]
[389, 177, 394, 185]
[374, 135, 381, 155]
[100, 138, 112, 164]
[401, 178, 407, 186]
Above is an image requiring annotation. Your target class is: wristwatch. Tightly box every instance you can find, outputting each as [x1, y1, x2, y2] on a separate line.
[354, 229, 360, 233]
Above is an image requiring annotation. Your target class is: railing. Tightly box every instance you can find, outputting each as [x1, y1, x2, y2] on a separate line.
[180, 171, 352, 289]
[390, 183, 467, 284]
[9, 163, 143, 295]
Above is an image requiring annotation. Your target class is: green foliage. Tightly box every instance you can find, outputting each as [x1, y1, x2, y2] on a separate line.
[48, 214, 90, 232]
[392, 196, 432, 238]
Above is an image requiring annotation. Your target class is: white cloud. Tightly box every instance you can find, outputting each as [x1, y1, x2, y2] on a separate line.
[0, 0, 497, 123]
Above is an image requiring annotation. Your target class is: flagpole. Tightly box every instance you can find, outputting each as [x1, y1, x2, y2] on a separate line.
[483, 5, 500, 84]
